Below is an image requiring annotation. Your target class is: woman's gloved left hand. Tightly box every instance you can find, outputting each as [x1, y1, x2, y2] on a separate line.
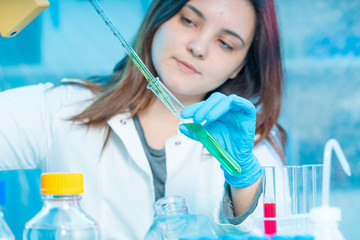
[179, 92, 262, 188]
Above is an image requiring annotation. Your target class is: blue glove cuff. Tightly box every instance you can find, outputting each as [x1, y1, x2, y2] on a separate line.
[223, 154, 263, 188]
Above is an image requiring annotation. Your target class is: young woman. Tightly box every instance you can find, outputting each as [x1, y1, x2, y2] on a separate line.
[0, 0, 285, 238]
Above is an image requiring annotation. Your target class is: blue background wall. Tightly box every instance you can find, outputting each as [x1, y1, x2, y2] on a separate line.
[276, 1, 360, 238]
[0, 0, 359, 239]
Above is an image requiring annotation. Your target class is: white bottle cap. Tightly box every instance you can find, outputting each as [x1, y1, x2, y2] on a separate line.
[310, 206, 341, 222]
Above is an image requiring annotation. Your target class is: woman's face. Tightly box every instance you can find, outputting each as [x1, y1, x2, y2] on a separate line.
[151, 0, 256, 104]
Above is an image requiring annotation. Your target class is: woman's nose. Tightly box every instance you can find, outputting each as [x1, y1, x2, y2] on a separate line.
[187, 35, 209, 59]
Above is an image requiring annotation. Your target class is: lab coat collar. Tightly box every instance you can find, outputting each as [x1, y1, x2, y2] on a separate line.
[107, 113, 152, 176]
[107, 112, 202, 180]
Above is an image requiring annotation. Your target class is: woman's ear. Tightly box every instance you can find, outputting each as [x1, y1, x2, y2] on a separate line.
[229, 61, 246, 79]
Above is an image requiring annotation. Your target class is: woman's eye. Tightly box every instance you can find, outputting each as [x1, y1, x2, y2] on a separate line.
[219, 40, 233, 51]
[181, 16, 195, 27]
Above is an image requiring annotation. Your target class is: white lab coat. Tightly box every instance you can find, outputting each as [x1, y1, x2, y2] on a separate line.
[0, 80, 285, 239]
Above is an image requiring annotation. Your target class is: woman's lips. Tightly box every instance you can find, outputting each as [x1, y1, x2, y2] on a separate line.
[175, 59, 199, 74]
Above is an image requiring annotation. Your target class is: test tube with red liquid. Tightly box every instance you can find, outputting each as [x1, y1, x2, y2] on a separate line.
[263, 167, 277, 236]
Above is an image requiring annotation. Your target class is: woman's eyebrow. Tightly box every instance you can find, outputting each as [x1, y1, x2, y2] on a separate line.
[221, 28, 245, 46]
[185, 5, 205, 20]
[184, 5, 245, 46]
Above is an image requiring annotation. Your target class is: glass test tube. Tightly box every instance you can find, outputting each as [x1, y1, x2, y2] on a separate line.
[302, 164, 323, 213]
[263, 166, 277, 236]
[284, 166, 303, 235]
[302, 164, 323, 234]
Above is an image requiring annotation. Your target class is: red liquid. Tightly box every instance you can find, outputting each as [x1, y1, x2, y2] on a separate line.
[264, 202, 277, 235]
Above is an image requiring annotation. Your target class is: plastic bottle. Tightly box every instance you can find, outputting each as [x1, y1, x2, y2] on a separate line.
[309, 206, 344, 240]
[0, 180, 15, 240]
[144, 195, 217, 239]
[23, 173, 100, 239]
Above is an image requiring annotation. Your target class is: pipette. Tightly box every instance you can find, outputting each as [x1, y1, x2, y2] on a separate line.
[89, 0, 241, 176]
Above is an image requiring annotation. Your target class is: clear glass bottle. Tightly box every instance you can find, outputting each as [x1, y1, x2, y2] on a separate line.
[23, 173, 100, 240]
[144, 195, 217, 239]
[0, 180, 15, 240]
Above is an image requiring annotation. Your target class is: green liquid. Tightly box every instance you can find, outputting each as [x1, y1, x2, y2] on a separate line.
[129, 51, 179, 117]
[129, 51, 154, 81]
[184, 123, 241, 176]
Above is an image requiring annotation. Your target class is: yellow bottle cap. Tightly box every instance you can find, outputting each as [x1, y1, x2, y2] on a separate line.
[41, 173, 84, 195]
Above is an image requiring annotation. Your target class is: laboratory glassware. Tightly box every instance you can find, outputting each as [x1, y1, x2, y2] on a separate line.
[23, 173, 100, 240]
[302, 164, 322, 233]
[257, 164, 322, 236]
[88, 0, 241, 176]
[283, 164, 322, 236]
[0, 180, 15, 240]
[144, 195, 217, 239]
[310, 139, 351, 240]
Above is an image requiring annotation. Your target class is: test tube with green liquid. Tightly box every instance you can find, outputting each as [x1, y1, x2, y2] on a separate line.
[89, 0, 241, 176]
[183, 123, 241, 176]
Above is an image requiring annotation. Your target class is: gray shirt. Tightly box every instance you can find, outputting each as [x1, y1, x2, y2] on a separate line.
[133, 115, 166, 201]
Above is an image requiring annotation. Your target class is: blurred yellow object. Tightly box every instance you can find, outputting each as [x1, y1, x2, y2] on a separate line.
[0, 0, 49, 37]
[41, 173, 84, 195]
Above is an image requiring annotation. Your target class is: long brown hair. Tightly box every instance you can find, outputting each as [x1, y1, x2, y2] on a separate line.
[69, 0, 286, 158]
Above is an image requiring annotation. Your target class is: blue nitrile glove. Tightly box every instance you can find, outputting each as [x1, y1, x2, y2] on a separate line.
[179, 92, 262, 188]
